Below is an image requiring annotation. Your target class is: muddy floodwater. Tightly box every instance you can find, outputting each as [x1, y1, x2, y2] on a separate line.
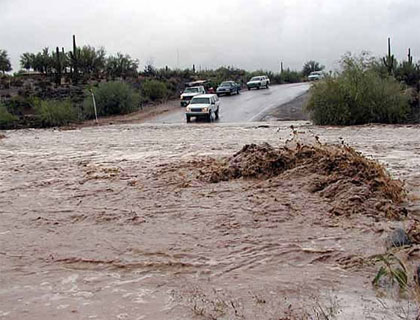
[1, 122, 420, 319]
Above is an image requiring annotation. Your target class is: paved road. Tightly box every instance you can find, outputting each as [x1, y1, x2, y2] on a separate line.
[147, 83, 310, 123]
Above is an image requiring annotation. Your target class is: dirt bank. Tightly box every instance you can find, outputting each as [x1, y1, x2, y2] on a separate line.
[0, 122, 419, 319]
[260, 92, 310, 121]
[69, 99, 180, 129]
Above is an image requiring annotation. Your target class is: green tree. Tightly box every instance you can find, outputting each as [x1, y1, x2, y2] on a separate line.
[105, 53, 138, 79]
[0, 50, 12, 74]
[302, 60, 324, 77]
[78, 46, 106, 76]
[20, 52, 34, 70]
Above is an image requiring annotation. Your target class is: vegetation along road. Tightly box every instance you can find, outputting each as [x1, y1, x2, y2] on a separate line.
[148, 83, 310, 123]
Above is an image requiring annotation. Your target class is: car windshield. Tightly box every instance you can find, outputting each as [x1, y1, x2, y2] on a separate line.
[250, 77, 261, 81]
[310, 72, 322, 76]
[190, 97, 210, 104]
[184, 87, 199, 93]
[220, 82, 232, 87]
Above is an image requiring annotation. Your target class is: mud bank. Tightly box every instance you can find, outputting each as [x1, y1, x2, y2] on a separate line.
[0, 122, 420, 319]
[260, 92, 310, 121]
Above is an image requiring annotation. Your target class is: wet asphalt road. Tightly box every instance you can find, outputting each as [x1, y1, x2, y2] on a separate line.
[148, 82, 310, 123]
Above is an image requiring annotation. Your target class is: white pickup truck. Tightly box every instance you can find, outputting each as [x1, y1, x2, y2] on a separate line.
[185, 94, 220, 123]
[246, 76, 270, 90]
[180, 86, 206, 107]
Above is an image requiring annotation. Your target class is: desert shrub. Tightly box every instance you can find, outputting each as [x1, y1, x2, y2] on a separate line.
[35, 99, 78, 127]
[306, 54, 410, 125]
[141, 79, 168, 101]
[83, 81, 140, 118]
[281, 69, 302, 83]
[0, 103, 18, 129]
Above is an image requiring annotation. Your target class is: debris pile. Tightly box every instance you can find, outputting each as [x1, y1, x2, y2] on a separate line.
[200, 140, 406, 219]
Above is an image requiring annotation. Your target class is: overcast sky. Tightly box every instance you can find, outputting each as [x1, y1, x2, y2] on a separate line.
[1, 0, 420, 72]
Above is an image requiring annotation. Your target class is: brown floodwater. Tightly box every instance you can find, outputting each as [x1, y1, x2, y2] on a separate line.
[0, 122, 419, 319]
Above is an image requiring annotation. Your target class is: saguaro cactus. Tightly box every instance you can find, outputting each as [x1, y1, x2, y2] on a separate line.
[69, 35, 80, 83]
[55, 46, 62, 85]
[382, 37, 395, 75]
[408, 48, 413, 65]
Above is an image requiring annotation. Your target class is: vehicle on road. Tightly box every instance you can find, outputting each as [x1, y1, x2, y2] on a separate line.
[247, 76, 270, 90]
[216, 81, 241, 96]
[308, 71, 324, 81]
[180, 86, 206, 107]
[185, 94, 220, 123]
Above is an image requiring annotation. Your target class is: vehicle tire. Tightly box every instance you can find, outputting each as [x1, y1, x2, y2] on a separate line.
[237, 89, 240, 94]
[207, 112, 212, 122]
[217, 93, 220, 97]
[257, 86, 260, 90]
[215, 109, 219, 120]
[247, 87, 251, 91]
[266, 83, 269, 89]
[186, 115, 191, 123]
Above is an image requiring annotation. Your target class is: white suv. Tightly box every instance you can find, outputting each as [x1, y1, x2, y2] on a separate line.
[247, 76, 270, 90]
[180, 86, 206, 107]
[185, 94, 220, 123]
[308, 71, 324, 81]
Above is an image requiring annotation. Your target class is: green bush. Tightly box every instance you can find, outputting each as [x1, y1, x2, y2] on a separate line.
[83, 81, 140, 118]
[306, 55, 410, 125]
[141, 79, 168, 101]
[0, 103, 18, 129]
[35, 99, 78, 127]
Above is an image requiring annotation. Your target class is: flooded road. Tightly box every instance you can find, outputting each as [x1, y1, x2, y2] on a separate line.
[148, 83, 310, 123]
[1, 122, 420, 319]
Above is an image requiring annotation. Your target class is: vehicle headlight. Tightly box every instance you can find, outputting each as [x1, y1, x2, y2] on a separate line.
[202, 107, 208, 112]
[186, 107, 191, 111]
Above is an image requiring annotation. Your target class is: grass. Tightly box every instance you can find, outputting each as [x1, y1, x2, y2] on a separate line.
[83, 81, 140, 118]
[0, 103, 18, 129]
[35, 99, 78, 127]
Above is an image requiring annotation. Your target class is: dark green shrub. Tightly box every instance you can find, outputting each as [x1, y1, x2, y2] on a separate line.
[83, 81, 140, 118]
[141, 80, 168, 101]
[281, 70, 302, 83]
[0, 103, 18, 129]
[306, 54, 410, 125]
[35, 99, 78, 127]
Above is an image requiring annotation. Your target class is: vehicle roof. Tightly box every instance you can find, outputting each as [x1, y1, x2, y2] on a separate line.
[185, 86, 204, 89]
[187, 80, 208, 86]
[191, 94, 216, 98]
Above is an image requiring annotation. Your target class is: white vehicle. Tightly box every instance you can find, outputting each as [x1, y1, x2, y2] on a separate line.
[308, 71, 324, 81]
[185, 94, 220, 123]
[247, 75, 270, 90]
[180, 86, 206, 106]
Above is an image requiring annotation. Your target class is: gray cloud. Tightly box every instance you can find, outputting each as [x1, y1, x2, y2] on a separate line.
[1, 0, 420, 72]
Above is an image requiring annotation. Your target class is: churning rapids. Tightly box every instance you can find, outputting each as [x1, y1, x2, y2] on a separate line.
[1, 122, 420, 319]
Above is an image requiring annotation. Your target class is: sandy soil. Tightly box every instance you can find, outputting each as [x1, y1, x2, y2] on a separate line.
[1, 122, 420, 319]
[72, 99, 180, 128]
[260, 92, 310, 121]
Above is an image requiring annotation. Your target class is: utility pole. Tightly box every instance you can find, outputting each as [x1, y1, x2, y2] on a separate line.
[176, 49, 179, 69]
[89, 88, 98, 124]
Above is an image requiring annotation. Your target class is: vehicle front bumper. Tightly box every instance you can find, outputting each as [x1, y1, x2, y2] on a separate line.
[216, 89, 232, 94]
[186, 111, 210, 117]
[247, 82, 261, 88]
